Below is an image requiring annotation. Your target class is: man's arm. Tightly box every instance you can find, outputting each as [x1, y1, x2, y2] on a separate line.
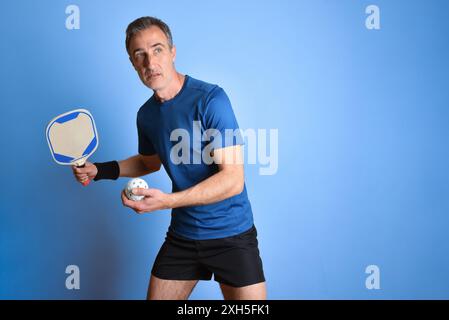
[169, 145, 244, 208]
[119, 154, 161, 177]
[72, 154, 161, 184]
[122, 145, 245, 213]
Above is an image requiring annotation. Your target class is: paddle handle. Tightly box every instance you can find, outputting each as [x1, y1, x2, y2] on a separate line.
[77, 164, 90, 186]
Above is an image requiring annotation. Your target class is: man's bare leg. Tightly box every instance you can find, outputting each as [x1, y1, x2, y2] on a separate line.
[219, 281, 267, 300]
[147, 275, 199, 300]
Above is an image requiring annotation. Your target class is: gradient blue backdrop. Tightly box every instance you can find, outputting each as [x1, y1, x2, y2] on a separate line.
[1, 0, 449, 299]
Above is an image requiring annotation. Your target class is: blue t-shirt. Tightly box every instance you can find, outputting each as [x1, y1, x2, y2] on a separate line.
[136, 75, 254, 240]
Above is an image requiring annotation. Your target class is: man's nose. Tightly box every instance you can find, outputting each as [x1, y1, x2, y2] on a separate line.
[144, 53, 152, 67]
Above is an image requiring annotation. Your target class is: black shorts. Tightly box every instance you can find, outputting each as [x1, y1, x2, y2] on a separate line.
[151, 225, 265, 288]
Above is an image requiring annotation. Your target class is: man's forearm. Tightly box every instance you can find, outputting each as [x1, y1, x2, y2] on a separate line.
[168, 169, 244, 208]
[119, 155, 156, 178]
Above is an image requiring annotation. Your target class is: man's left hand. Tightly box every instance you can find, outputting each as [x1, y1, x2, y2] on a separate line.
[121, 188, 172, 214]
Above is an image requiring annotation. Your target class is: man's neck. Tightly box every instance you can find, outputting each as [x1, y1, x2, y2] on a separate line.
[154, 73, 185, 103]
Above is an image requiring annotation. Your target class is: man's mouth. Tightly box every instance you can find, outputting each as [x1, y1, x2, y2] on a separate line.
[147, 73, 161, 80]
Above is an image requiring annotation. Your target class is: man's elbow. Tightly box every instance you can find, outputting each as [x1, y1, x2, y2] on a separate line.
[143, 163, 160, 174]
[141, 156, 162, 173]
[230, 173, 245, 196]
[151, 162, 162, 172]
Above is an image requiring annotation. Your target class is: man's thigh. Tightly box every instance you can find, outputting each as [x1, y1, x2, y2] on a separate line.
[219, 281, 267, 300]
[147, 275, 199, 300]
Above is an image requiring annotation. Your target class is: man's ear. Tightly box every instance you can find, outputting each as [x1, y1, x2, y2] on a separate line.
[171, 45, 176, 63]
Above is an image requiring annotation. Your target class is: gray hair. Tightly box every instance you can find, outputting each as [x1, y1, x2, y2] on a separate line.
[125, 16, 173, 53]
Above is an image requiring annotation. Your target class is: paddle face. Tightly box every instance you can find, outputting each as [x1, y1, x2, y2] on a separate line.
[46, 109, 99, 167]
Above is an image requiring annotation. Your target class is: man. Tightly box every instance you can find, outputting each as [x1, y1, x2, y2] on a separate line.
[73, 16, 266, 300]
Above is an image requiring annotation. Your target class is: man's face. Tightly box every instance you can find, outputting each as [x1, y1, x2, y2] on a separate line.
[128, 26, 176, 91]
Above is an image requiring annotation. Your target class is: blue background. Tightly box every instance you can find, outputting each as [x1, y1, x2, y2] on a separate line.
[1, 0, 449, 299]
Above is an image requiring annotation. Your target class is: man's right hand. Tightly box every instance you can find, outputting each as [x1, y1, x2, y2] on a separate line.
[72, 161, 98, 185]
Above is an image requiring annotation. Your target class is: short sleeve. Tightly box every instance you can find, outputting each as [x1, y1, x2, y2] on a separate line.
[136, 116, 157, 156]
[203, 87, 244, 150]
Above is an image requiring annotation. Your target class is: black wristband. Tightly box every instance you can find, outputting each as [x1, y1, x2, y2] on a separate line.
[93, 161, 120, 181]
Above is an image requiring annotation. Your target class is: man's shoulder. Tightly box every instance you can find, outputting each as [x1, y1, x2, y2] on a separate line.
[185, 75, 223, 98]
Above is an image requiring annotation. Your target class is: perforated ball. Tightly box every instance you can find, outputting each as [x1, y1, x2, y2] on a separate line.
[125, 178, 148, 201]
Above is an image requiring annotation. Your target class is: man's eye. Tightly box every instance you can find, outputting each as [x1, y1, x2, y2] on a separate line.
[155, 48, 162, 54]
